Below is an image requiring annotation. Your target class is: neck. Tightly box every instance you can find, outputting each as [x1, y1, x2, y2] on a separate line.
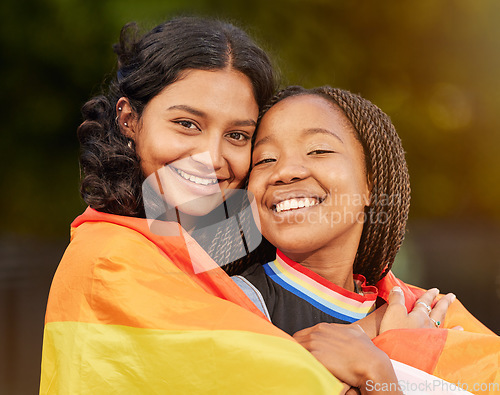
[283, 248, 357, 292]
[280, 226, 362, 292]
[160, 208, 206, 234]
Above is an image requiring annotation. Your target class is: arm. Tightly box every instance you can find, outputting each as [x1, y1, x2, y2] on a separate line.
[293, 323, 403, 395]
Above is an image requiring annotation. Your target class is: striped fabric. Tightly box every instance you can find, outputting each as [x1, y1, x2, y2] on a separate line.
[40, 208, 343, 394]
[263, 251, 377, 322]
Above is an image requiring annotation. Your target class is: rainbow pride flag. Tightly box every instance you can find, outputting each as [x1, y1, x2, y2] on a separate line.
[40, 208, 343, 394]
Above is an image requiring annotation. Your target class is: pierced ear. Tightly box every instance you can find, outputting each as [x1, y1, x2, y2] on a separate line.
[116, 97, 138, 140]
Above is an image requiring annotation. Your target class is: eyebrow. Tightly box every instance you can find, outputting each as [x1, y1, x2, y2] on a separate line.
[302, 127, 344, 143]
[233, 119, 257, 127]
[253, 127, 344, 150]
[167, 105, 256, 127]
[253, 135, 274, 150]
[167, 105, 206, 118]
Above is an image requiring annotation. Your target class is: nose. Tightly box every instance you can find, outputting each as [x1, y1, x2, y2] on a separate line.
[268, 155, 311, 185]
[191, 135, 225, 172]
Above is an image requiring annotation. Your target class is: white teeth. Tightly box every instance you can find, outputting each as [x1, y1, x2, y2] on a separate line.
[275, 198, 319, 213]
[175, 168, 218, 186]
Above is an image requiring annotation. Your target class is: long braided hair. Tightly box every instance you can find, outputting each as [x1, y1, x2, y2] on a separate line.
[243, 86, 411, 285]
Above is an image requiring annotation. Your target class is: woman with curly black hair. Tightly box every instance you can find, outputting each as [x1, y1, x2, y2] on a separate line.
[41, 18, 355, 394]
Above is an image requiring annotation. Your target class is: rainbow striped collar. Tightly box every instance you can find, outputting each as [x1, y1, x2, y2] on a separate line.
[263, 250, 378, 323]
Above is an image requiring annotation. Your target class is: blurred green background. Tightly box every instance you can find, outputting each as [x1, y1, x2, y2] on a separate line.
[1, 0, 499, 393]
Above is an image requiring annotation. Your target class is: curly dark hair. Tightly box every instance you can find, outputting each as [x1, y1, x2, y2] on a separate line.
[244, 86, 411, 285]
[77, 17, 276, 217]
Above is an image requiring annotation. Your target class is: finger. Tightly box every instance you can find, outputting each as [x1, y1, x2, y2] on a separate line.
[351, 324, 366, 335]
[385, 286, 407, 316]
[293, 323, 336, 344]
[413, 288, 439, 315]
[292, 330, 313, 345]
[388, 286, 405, 306]
[292, 327, 310, 338]
[292, 328, 314, 346]
[293, 323, 321, 338]
[429, 293, 456, 322]
[379, 287, 409, 333]
[380, 287, 408, 331]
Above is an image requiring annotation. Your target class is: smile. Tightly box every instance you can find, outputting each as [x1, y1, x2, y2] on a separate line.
[173, 167, 219, 186]
[273, 197, 322, 213]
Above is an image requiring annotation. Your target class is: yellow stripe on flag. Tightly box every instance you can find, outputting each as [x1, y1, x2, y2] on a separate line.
[41, 321, 343, 395]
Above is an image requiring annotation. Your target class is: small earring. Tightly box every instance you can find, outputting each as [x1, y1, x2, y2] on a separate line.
[124, 122, 128, 127]
[118, 107, 122, 111]
[127, 140, 133, 149]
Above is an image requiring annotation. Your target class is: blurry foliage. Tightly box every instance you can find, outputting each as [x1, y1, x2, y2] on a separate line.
[1, 0, 500, 236]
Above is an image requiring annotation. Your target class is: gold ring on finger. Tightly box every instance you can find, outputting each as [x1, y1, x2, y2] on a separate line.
[416, 301, 431, 314]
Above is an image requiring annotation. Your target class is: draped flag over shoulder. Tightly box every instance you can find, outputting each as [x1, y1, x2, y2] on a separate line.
[40, 208, 343, 394]
[374, 272, 500, 395]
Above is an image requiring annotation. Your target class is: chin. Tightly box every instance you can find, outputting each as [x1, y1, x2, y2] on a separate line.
[265, 232, 317, 255]
[177, 201, 221, 217]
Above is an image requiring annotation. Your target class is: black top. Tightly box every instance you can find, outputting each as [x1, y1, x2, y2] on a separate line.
[239, 263, 358, 336]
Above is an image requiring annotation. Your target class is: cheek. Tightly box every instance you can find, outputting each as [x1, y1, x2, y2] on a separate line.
[246, 180, 266, 222]
[137, 145, 171, 177]
[349, 169, 370, 198]
[333, 159, 368, 193]
[228, 150, 251, 186]
[247, 171, 263, 198]
[139, 136, 193, 174]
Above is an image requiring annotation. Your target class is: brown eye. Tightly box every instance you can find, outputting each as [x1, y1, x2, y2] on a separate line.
[227, 132, 250, 141]
[226, 131, 251, 147]
[174, 120, 200, 130]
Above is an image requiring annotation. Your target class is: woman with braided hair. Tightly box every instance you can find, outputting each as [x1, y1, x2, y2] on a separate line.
[235, 85, 499, 393]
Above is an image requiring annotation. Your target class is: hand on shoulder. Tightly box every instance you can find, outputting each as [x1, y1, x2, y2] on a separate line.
[379, 286, 457, 333]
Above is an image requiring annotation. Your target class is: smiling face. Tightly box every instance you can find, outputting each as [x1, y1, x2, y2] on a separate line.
[248, 94, 371, 262]
[122, 68, 259, 219]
